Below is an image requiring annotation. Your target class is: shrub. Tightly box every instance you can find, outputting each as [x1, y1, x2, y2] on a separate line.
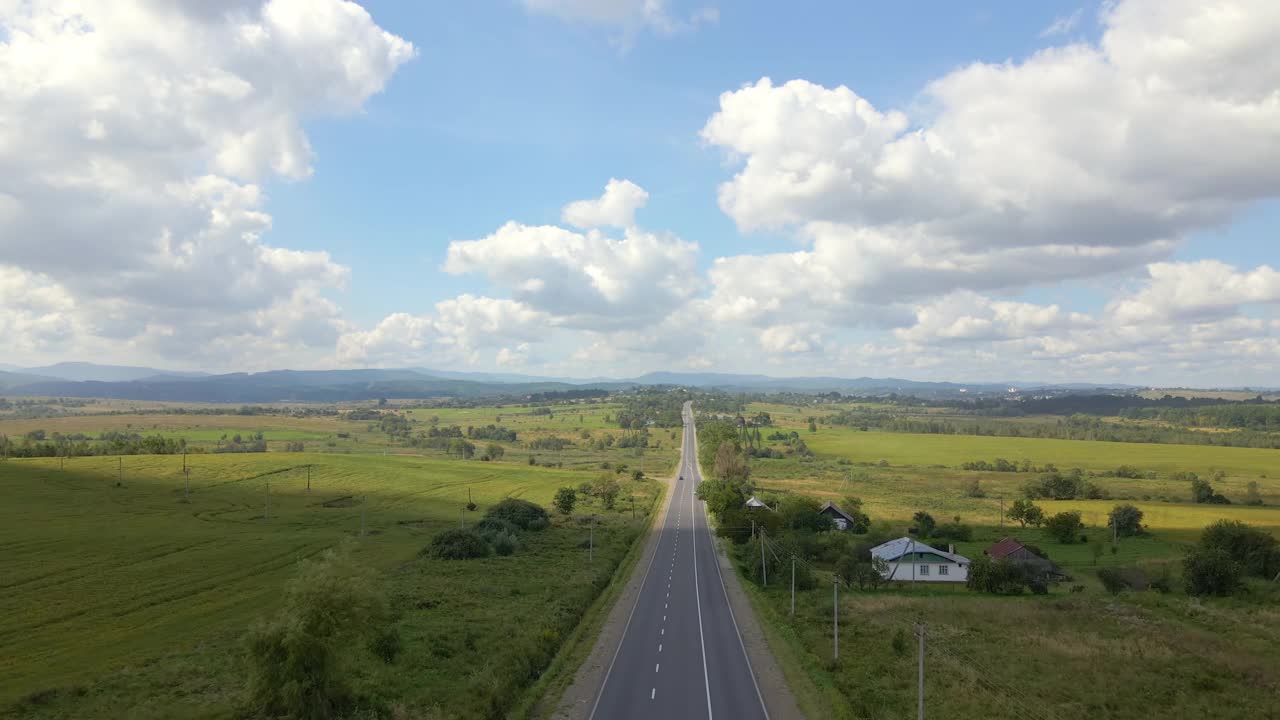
[554, 487, 577, 515]
[1044, 511, 1084, 544]
[911, 511, 936, 537]
[492, 532, 519, 556]
[485, 498, 551, 531]
[1183, 547, 1243, 596]
[243, 544, 389, 719]
[475, 517, 518, 537]
[1199, 520, 1280, 578]
[1096, 567, 1131, 595]
[1007, 499, 1044, 528]
[1189, 475, 1231, 504]
[961, 477, 986, 498]
[966, 556, 1028, 595]
[933, 520, 973, 542]
[370, 626, 402, 664]
[1244, 481, 1264, 506]
[428, 529, 491, 560]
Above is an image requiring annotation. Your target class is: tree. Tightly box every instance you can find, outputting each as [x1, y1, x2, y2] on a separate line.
[554, 487, 577, 515]
[448, 438, 476, 459]
[484, 443, 505, 461]
[714, 441, 751, 487]
[1183, 546, 1243, 596]
[808, 419, 817, 433]
[243, 544, 390, 719]
[1189, 475, 1230, 504]
[1044, 511, 1084, 544]
[911, 511, 936, 538]
[1007, 499, 1044, 528]
[1108, 504, 1144, 537]
[777, 495, 834, 532]
[594, 475, 621, 510]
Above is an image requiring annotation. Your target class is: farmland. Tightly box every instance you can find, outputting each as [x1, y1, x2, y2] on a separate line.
[0, 448, 662, 718]
[714, 405, 1280, 719]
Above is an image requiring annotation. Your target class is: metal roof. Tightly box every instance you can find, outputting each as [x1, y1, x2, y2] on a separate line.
[870, 537, 970, 564]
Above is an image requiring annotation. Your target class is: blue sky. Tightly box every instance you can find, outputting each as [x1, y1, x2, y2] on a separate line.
[268, 0, 1102, 325]
[2, 0, 1278, 385]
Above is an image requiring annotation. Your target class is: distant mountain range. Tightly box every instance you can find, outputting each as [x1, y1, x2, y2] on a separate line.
[0, 361, 1160, 403]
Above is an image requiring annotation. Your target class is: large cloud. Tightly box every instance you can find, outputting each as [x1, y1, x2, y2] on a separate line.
[0, 0, 413, 366]
[700, 0, 1280, 319]
[444, 180, 699, 331]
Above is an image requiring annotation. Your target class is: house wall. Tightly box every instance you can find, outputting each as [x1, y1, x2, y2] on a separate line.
[882, 560, 968, 583]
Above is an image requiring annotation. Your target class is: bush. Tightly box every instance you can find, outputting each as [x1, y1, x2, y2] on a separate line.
[1199, 520, 1280, 578]
[966, 556, 1028, 595]
[428, 528, 491, 560]
[554, 487, 577, 515]
[1096, 566, 1131, 595]
[492, 532, 519, 556]
[485, 498, 551, 531]
[961, 477, 986, 498]
[933, 520, 973, 542]
[1044, 511, 1084, 544]
[243, 544, 389, 719]
[911, 511, 936, 537]
[370, 626, 402, 663]
[1183, 547, 1243, 596]
[475, 517, 518, 537]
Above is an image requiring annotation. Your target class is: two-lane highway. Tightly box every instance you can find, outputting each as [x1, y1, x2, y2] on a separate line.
[590, 402, 768, 720]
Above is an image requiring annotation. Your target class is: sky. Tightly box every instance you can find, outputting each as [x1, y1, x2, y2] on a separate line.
[1, 0, 1279, 385]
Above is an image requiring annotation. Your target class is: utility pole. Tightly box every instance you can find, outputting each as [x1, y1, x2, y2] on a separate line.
[917, 623, 926, 720]
[264, 477, 269, 521]
[761, 528, 767, 585]
[184, 467, 190, 500]
[306, 465, 311, 493]
[790, 555, 796, 616]
[832, 574, 840, 660]
[118, 456, 122, 485]
[182, 450, 187, 474]
[362, 497, 367, 537]
[999, 495, 1004, 528]
[631, 496, 635, 519]
[751, 518, 756, 539]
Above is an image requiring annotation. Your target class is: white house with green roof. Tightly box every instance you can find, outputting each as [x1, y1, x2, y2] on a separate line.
[870, 537, 970, 583]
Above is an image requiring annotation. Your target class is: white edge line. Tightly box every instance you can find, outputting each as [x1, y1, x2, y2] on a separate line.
[690, 407, 772, 720]
[587, 456, 673, 720]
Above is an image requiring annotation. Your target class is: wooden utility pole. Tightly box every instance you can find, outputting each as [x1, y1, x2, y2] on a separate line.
[118, 456, 122, 484]
[306, 465, 311, 493]
[184, 467, 190, 500]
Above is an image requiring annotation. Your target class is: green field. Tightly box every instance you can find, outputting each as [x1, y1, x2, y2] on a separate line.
[722, 414, 1280, 720]
[0, 451, 661, 718]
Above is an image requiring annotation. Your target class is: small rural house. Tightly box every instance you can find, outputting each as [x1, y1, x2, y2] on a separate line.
[817, 501, 859, 531]
[743, 496, 771, 510]
[985, 537, 1065, 580]
[870, 537, 970, 583]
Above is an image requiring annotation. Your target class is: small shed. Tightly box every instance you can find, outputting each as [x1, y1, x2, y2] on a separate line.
[817, 501, 858, 531]
[744, 496, 772, 510]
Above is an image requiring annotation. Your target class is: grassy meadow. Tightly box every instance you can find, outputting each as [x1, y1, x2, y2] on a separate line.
[0, 446, 662, 718]
[726, 403, 1280, 720]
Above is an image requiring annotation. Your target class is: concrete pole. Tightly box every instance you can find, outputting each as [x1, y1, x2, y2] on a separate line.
[917, 624, 926, 720]
[833, 574, 839, 660]
[761, 529, 767, 586]
[791, 555, 796, 617]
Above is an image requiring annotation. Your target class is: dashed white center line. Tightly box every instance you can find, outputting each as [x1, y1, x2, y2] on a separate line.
[658, 643, 663, 652]
[655, 663, 660, 673]
[651, 688, 655, 700]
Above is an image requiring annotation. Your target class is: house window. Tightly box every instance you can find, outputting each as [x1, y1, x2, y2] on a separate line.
[938, 564, 949, 576]
[918, 564, 929, 576]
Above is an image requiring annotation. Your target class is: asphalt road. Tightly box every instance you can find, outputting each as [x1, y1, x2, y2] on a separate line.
[589, 402, 769, 720]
